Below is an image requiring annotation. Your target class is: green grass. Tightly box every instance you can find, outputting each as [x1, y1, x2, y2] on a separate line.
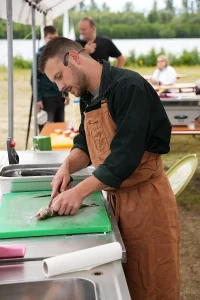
[177, 185, 200, 211]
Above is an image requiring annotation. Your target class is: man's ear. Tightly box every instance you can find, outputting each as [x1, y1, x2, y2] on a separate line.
[69, 50, 81, 65]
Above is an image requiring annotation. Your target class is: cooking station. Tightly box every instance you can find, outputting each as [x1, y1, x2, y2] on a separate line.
[0, 151, 131, 300]
[160, 94, 200, 126]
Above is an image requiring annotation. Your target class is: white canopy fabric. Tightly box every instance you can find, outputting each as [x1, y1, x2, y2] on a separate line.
[0, 0, 82, 25]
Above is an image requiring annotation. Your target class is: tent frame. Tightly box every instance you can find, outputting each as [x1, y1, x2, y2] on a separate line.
[6, 0, 14, 139]
[4, 0, 82, 144]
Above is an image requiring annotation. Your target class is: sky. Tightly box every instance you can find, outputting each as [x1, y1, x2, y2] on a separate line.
[83, 0, 183, 13]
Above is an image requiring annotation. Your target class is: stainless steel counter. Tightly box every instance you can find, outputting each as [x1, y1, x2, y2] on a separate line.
[0, 260, 131, 300]
[160, 95, 200, 126]
[0, 151, 130, 299]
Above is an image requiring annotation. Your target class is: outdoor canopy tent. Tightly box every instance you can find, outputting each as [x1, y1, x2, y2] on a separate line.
[0, 0, 82, 142]
[0, 0, 82, 25]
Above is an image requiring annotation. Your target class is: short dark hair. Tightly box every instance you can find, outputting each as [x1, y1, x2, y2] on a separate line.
[39, 37, 89, 73]
[44, 25, 57, 37]
[81, 17, 96, 28]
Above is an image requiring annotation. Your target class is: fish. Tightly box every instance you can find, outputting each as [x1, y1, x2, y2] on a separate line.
[36, 203, 99, 220]
[36, 206, 55, 220]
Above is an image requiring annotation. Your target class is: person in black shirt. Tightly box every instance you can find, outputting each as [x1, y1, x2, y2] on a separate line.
[39, 37, 180, 300]
[76, 17, 125, 68]
[31, 26, 69, 131]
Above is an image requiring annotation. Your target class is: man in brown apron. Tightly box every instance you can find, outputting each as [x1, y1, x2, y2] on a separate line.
[39, 37, 180, 299]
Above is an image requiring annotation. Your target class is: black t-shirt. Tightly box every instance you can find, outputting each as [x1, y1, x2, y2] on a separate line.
[76, 35, 122, 61]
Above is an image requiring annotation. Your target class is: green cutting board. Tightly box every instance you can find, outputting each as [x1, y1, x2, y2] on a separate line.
[0, 191, 111, 239]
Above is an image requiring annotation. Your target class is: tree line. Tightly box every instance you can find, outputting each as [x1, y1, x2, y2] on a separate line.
[0, 0, 200, 39]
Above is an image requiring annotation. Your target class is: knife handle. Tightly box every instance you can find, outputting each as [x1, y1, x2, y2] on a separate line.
[49, 176, 73, 207]
[68, 176, 73, 185]
[57, 176, 73, 192]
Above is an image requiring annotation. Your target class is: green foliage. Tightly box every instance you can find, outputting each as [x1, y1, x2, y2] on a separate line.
[124, 50, 137, 66]
[0, 19, 7, 38]
[0, 18, 40, 39]
[147, 10, 159, 23]
[53, 14, 64, 37]
[178, 48, 200, 65]
[158, 10, 174, 23]
[182, 0, 189, 12]
[196, 0, 200, 12]
[69, 10, 200, 39]
[125, 47, 200, 67]
[8, 48, 200, 69]
[102, 2, 110, 12]
[123, 1, 134, 12]
[1, 9, 200, 39]
[13, 56, 32, 69]
[159, 25, 176, 38]
[164, 0, 174, 13]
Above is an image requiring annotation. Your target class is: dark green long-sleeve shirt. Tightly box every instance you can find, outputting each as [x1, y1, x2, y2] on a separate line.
[73, 60, 171, 189]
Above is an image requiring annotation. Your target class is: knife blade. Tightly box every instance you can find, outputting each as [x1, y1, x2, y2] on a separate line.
[33, 176, 73, 200]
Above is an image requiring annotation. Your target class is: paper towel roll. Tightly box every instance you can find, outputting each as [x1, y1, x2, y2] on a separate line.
[43, 242, 122, 277]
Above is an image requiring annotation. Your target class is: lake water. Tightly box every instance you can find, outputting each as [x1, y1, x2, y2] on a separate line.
[0, 38, 200, 66]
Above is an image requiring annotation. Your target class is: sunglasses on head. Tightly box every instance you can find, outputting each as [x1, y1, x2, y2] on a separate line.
[63, 49, 85, 66]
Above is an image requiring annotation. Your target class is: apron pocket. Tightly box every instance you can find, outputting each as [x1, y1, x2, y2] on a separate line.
[88, 119, 110, 155]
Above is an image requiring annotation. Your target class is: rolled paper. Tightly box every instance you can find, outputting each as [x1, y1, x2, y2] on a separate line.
[43, 242, 122, 277]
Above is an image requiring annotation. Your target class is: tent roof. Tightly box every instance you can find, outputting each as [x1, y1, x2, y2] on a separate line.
[0, 0, 82, 25]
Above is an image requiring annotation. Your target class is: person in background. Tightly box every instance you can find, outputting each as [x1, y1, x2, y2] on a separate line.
[150, 55, 177, 85]
[76, 17, 125, 68]
[31, 25, 69, 132]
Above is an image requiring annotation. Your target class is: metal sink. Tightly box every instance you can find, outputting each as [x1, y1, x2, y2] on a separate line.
[0, 164, 95, 193]
[0, 278, 101, 300]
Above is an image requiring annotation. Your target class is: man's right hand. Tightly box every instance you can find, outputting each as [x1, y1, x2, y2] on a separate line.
[85, 43, 96, 54]
[51, 162, 72, 199]
[51, 148, 90, 199]
[36, 101, 44, 112]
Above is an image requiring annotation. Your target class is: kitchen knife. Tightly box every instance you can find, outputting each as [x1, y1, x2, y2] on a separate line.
[33, 176, 73, 199]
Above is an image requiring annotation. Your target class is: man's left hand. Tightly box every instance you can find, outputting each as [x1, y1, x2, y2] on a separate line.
[52, 187, 83, 216]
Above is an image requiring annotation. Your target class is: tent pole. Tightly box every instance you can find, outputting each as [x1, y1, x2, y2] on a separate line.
[6, 0, 14, 140]
[32, 5, 38, 136]
[44, 13, 47, 26]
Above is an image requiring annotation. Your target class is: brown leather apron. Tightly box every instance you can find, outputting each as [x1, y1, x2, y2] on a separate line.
[84, 101, 180, 300]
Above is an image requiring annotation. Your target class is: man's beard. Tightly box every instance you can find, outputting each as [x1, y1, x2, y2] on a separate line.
[68, 62, 88, 96]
